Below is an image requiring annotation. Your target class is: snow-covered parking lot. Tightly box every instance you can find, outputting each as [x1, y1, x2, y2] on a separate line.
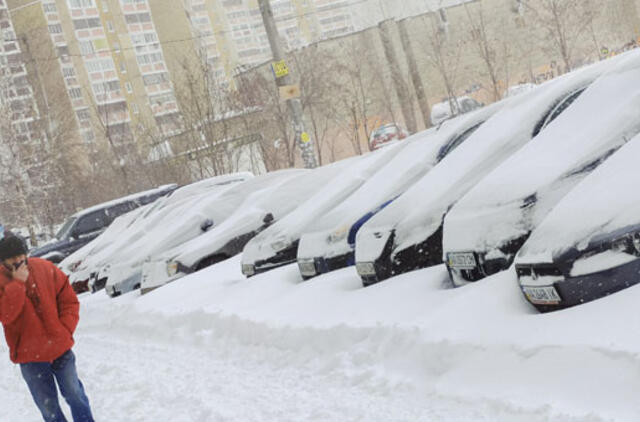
[2, 255, 640, 421]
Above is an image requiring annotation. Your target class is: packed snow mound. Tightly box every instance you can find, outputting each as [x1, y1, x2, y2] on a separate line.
[517, 131, 640, 262]
[30, 255, 640, 421]
[443, 49, 640, 253]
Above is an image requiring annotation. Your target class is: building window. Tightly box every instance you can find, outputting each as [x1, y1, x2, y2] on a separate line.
[107, 20, 114, 32]
[69, 87, 83, 99]
[62, 67, 75, 78]
[79, 41, 94, 55]
[76, 108, 91, 120]
[68, 0, 95, 8]
[43, 3, 57, 13]
[125, 82, 132, 93]
[48, 24, 62, 34]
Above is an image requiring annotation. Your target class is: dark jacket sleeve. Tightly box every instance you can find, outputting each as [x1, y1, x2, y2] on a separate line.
[0, 280, 26, 325]
[53, 265, 80, 335]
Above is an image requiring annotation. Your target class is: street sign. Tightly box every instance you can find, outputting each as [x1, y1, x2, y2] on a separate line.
[271, 60, 289, 78]
[300, 132, 310, 143]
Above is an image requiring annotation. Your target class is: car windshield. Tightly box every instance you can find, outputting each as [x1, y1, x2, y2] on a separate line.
[55, 217, 78, 240]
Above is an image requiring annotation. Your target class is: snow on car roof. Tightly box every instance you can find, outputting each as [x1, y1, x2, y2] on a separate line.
[77, 174, 255, 270]
[297, 103, 505, 259]
[60, 204, 151, 271]
[109, 170, 305, 267]
[516, 131, 640, 264]
[443, 49, 640, 253]
[70, 184, 177, 218]
[169, 163, 354, 267]
[357, 52, 628, 256]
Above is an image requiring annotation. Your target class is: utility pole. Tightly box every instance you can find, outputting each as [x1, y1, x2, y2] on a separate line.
[398, 18, 431, 129]
[258, 0, 317, 169]
[378, 19, 417, 134]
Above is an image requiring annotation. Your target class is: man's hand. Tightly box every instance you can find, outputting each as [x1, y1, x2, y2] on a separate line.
[12, 261, 29, 282]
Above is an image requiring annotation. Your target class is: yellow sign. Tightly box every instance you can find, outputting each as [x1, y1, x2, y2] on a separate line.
[300, 132, 310, 143]
[279, 84, 300, 101]
[271, 60, 289, 78]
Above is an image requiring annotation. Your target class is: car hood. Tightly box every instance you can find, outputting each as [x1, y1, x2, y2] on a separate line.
[516, 132, 640, 268]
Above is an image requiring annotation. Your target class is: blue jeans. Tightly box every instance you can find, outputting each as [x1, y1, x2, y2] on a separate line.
[20, 350, 94, 422]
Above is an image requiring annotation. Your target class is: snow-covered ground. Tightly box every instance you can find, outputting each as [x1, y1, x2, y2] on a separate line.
[2, 256, 639, 421]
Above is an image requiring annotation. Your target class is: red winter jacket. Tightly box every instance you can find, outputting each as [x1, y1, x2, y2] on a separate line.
[0, 257, 79, 363]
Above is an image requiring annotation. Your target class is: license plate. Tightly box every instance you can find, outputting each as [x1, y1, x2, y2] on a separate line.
[522, 285, 562, 305]
[447, 252, 477, 269]
[298, 260, 317, 276]
[356, 262, 376, 276]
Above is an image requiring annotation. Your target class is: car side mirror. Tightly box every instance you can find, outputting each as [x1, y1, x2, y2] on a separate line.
[200, 219, 214, 232]
[263, 213, 274, 226]
[70, 230, 80, 240]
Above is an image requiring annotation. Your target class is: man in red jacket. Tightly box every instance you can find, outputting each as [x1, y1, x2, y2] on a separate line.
[0, 232, 94, 422]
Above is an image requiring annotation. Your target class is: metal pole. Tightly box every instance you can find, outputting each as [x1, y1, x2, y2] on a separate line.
[258, 0, 317, 168]
[398, 19, 431, 129]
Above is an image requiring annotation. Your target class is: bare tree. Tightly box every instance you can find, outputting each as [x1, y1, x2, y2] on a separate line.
[464, 4, 506, 101]
[523, 0, 599, 73]
[423, 11, 464, 114]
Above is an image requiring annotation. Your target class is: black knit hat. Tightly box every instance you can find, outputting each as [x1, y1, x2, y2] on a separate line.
[0, 232, 28, 261]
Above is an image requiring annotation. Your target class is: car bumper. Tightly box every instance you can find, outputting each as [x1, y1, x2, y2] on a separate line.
[516, 258, 640, 312]
[447, 254, 512, 287]
[105, 270, 142, 298]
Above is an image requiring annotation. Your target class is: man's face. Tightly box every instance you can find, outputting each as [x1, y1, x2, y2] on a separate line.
[3, 255, 27, 271]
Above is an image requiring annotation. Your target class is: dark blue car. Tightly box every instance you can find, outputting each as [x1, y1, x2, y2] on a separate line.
[29, 185, 177, 263]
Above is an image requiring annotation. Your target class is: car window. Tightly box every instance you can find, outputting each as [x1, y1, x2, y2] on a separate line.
[532, 87, 587, 137]
[73, 210, 108, 236]
[105, 201, 135, 221]
[55, 217, 77, 239]
[436, 121, 484, 162]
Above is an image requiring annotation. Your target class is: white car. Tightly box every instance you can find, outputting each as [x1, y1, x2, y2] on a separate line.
[84, 173, 253, 294]
[514, 131, 640, 311]
[295, 103, 504, 280]
[140, 161, 355, 293]
[444, 50, 640, 287]
[240, 144, 406, 278]
[354, 54, 624, 286]
[102, 170, 303, 297]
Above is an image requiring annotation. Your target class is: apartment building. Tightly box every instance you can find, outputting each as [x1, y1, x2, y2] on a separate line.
[0, 0, 41, 147]
[8, 0, 182, 162]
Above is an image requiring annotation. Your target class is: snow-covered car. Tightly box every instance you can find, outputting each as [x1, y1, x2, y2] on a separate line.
[240, 145, 406, 278]
[140, 161, 356, 293]
[62, 205, 151, 293]
[295, 104, 504, 280]
[354, 56, 619, 287]
[368, 123, 409, 150]
[430, 96, 482, 126]
[86, 173, 253, 293]
[443, 50, 640, 288]
[514, 132, 640, 312]
[103, 170, 302, 297]
[28, 184, 177, 263]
